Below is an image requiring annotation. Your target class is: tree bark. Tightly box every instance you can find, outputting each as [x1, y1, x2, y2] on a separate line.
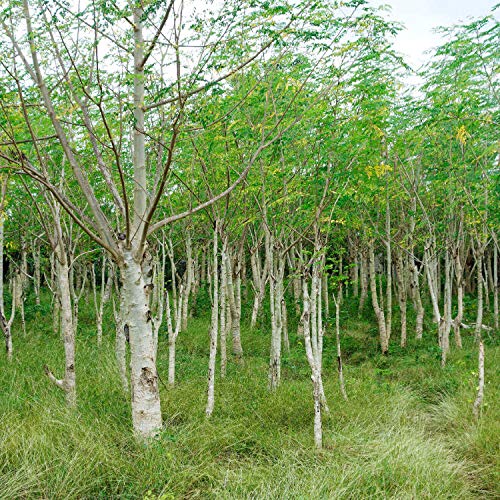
[472, 338, 485, 420]
[206, 226, 218, 417]
[369, 241, 388, 354]
[120, 249, 162, 439]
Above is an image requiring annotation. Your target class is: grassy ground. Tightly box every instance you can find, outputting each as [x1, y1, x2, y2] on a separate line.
[0, 292, 498, 499]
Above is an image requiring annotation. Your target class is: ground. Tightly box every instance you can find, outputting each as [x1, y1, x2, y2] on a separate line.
[0, 292, 498, 499]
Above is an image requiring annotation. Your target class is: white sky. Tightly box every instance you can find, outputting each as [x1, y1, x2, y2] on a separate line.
[369, 0, 498, 69]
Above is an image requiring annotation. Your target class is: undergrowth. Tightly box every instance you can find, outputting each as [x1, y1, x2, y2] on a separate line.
[0, 292, 497, 499]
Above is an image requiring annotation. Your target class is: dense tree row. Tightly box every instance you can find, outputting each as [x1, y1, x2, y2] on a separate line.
[0, 0, 498, 447]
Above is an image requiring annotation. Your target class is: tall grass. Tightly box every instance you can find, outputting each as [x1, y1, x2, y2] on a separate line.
[0, 293, 497, 498]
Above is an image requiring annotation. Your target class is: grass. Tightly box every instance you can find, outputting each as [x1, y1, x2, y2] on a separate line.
[0, 291, 498, 499]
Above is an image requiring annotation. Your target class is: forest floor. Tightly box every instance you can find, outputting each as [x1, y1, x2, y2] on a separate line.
[0, 293, 498, 499]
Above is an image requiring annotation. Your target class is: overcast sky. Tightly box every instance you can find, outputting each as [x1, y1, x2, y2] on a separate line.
[369, 0, 498, 69]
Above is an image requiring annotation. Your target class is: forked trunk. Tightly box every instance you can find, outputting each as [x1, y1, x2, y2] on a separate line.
[44, 255, 76, 406]
[333, 291, 347, 400]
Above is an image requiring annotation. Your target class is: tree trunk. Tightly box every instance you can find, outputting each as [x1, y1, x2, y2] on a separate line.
[474, 247, 484, 341]
[33, 240, 41, 306]
[1, 276, 15, 360]
[166, 286, 183, 386]
[441, 251, 452, 367]
[113, 285, 129, 393]
[220, 240, 228, 378]
[206, 227, 218, 417]
[358, 249, 368, 316]
[120, 249, 162, 439]
[226, 250, 243, 361]
[369, 241, 388, 354]
[45, 253, 76, 407]
[333, 291, 348, 400]
[472, 338, 485, 420]
[494, 241, 498, 330]
[181, 232, 193, 331]
[268, 239, 280, 390]
[385, 202, 392, 341]
[302, 271, 325, 449]
[395, 249, 407, 348]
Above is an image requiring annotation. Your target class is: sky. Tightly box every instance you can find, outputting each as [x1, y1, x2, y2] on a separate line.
[369, 0, 498, 70]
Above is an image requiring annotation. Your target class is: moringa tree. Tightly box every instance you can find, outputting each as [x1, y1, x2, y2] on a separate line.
[0, 0, 368, 438]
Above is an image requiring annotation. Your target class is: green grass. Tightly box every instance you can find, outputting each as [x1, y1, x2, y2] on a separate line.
[0, 292, 498, 499]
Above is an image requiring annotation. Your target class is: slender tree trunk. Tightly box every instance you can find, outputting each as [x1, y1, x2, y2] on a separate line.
[350, 239, 359, 298]
[33, 240, 41, 306]
[385, 203, 392, 341]
[44, 252, 76, 407]
[166, 287, 183, 386]
[0, 177, 6, 315]
[369, 241, 388, 354]
[494, 242, 498, 330]
[412, 264, 425, 340]
[226, 250, 243, 361]
[250, 243, 268, 328]
[1, 276, 15, 360]
[289, 247, 301, 315]
[181, 232, 193, 331]
[220, 239, 228, 378]
[92, 256, 112, 346]
[281, 294, 289, 354]
[206, 227, 218, 417]
[441, 251, 452, 367]
[358, 249, 368, 315]
[475, 246, 484, 341]
[302, 271, 324, 449]
[268, 235, 280, 390]
[452, 246, 465, 349]
[472, 338, 485, 420]
[333, 291, 347, 400]
[424, 242, 446, 351]
[395, 249, 407, 348]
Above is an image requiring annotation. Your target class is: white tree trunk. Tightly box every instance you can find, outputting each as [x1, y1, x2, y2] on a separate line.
[92, 255, 112, 346]
[385, 203, 392, 341]
[206, 227, 218, 417]
[268, 233, 281, 390]
[441, 251, 452, 367]
[474, 246, 484, 341]
[226, 250, 243, 361]
[395, 249, 407, 348]
[44, 252, 76, 407]
[181, 232, 193, 332]
[113, 287, 129, 393]
[120, 249, 162, 439]
[1, 275, 16, 360]
[33, 240, 41, 306]
[166, 286, 183, 386]
[369, 242, 388, 354]
[358, 249, 368, 316]
[333, 291, 348, 400]
[302, 274, 324, 449]
[494, 242, 498, 330]
[472, 339, 485, 419]
[220, 240, 228, 378]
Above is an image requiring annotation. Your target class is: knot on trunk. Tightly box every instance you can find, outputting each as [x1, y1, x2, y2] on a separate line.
[140, 367, 158, 391]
